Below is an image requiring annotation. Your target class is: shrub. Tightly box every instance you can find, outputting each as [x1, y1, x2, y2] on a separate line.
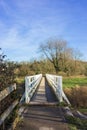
[64, 86, 87, 108]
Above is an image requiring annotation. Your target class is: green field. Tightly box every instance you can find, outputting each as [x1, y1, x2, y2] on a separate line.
[63, 77, 87, 88]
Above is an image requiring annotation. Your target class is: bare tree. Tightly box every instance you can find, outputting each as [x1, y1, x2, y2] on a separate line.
[39, 39, 73, 73]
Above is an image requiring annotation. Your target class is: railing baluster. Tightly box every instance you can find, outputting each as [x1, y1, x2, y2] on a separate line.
[24, 74, 42, 104]
[46, 74, 70, 105]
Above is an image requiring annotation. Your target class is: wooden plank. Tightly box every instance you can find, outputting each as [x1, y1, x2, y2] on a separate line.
[0, 100, 19, 125]
[0, 84, 16, 102]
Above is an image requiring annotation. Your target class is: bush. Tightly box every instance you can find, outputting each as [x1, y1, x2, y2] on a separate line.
[64, 86, 87, 108]
[0, 49, 17, 90]
[66, 116, 87, 130]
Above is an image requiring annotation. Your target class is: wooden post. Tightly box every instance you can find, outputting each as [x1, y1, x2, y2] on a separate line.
[57, 76, 63, 102]
[2, 122, 5, 130]
[25, 77, 30, 103]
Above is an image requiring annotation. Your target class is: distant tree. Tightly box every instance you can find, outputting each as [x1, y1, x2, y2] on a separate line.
[39, 39, 73, 73]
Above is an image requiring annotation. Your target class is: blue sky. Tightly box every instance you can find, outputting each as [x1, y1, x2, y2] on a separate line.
[0, 0, 87, 61]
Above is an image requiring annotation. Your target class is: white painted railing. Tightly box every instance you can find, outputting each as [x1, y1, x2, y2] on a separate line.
[0, 84, 18, 126]
[20, 74, 42, 103]
[46, 74, 70, 105]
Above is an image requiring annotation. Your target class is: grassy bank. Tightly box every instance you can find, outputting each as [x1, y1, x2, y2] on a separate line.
[63, 77, 87, 88]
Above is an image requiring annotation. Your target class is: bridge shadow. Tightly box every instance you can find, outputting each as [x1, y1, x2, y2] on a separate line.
[23, 107, 63, 121]
[30, 76, 58, 103]
[15, 108, 69, 129]
[45, 77, 58, 103]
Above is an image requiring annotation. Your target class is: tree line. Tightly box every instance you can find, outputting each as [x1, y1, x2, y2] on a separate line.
[0, 38, 87, 90]
[15, 39, 87, 77]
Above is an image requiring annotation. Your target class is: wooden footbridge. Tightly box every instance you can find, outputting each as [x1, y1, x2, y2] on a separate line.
[16, 74, 70, 130]
[0, 74, 70, 130]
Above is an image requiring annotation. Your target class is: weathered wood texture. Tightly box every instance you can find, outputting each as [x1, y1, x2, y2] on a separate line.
[0, 100, 18, 125]
[0, 84, 16, 102]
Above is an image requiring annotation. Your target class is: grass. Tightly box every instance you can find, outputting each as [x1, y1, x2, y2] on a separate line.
[78, 108, 87, 113]
[63, 77, 87, 129]
[63, 77, 87, 88]
[68, 124, 77, 130]
[63, 76, 87, 108]
[66, 116, 87, 130]
[11, 115, 22, 130]
[15, 77, 25, 84]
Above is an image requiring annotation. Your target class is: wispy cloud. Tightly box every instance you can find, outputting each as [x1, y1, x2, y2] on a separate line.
[0, 0, 87, 61]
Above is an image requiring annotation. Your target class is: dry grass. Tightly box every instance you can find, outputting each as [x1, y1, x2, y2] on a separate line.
[11, 116, 22, 130]
[64, 86, 87, 108]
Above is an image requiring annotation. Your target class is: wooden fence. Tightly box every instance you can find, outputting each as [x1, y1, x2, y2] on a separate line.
[0, 84, 19, 129]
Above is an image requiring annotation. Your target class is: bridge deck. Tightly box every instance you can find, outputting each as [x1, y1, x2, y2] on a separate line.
[30, 77, 58, 104]
[15, 77, 69, 130]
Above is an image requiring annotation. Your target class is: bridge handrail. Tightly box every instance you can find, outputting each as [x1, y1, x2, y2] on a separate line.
[0, 84, 18, 126]
[46, 74, 62, 102]
[20, 74, 42, 103]
[25, 74, 42, 103]
[0, 100, 18, 126]
[27, 76, 41, 95]
[0, 84, 16, 102]
[46, 74, 70, 104]
[20, 75, 41, 103]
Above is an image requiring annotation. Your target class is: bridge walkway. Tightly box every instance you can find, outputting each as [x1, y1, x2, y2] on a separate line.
[15, 77, 69, 130]
[30, 77, 58, 104]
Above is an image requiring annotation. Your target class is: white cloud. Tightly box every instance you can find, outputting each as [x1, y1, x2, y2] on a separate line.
[0, 0, 71, 61]
[0, 0, 87, 61]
